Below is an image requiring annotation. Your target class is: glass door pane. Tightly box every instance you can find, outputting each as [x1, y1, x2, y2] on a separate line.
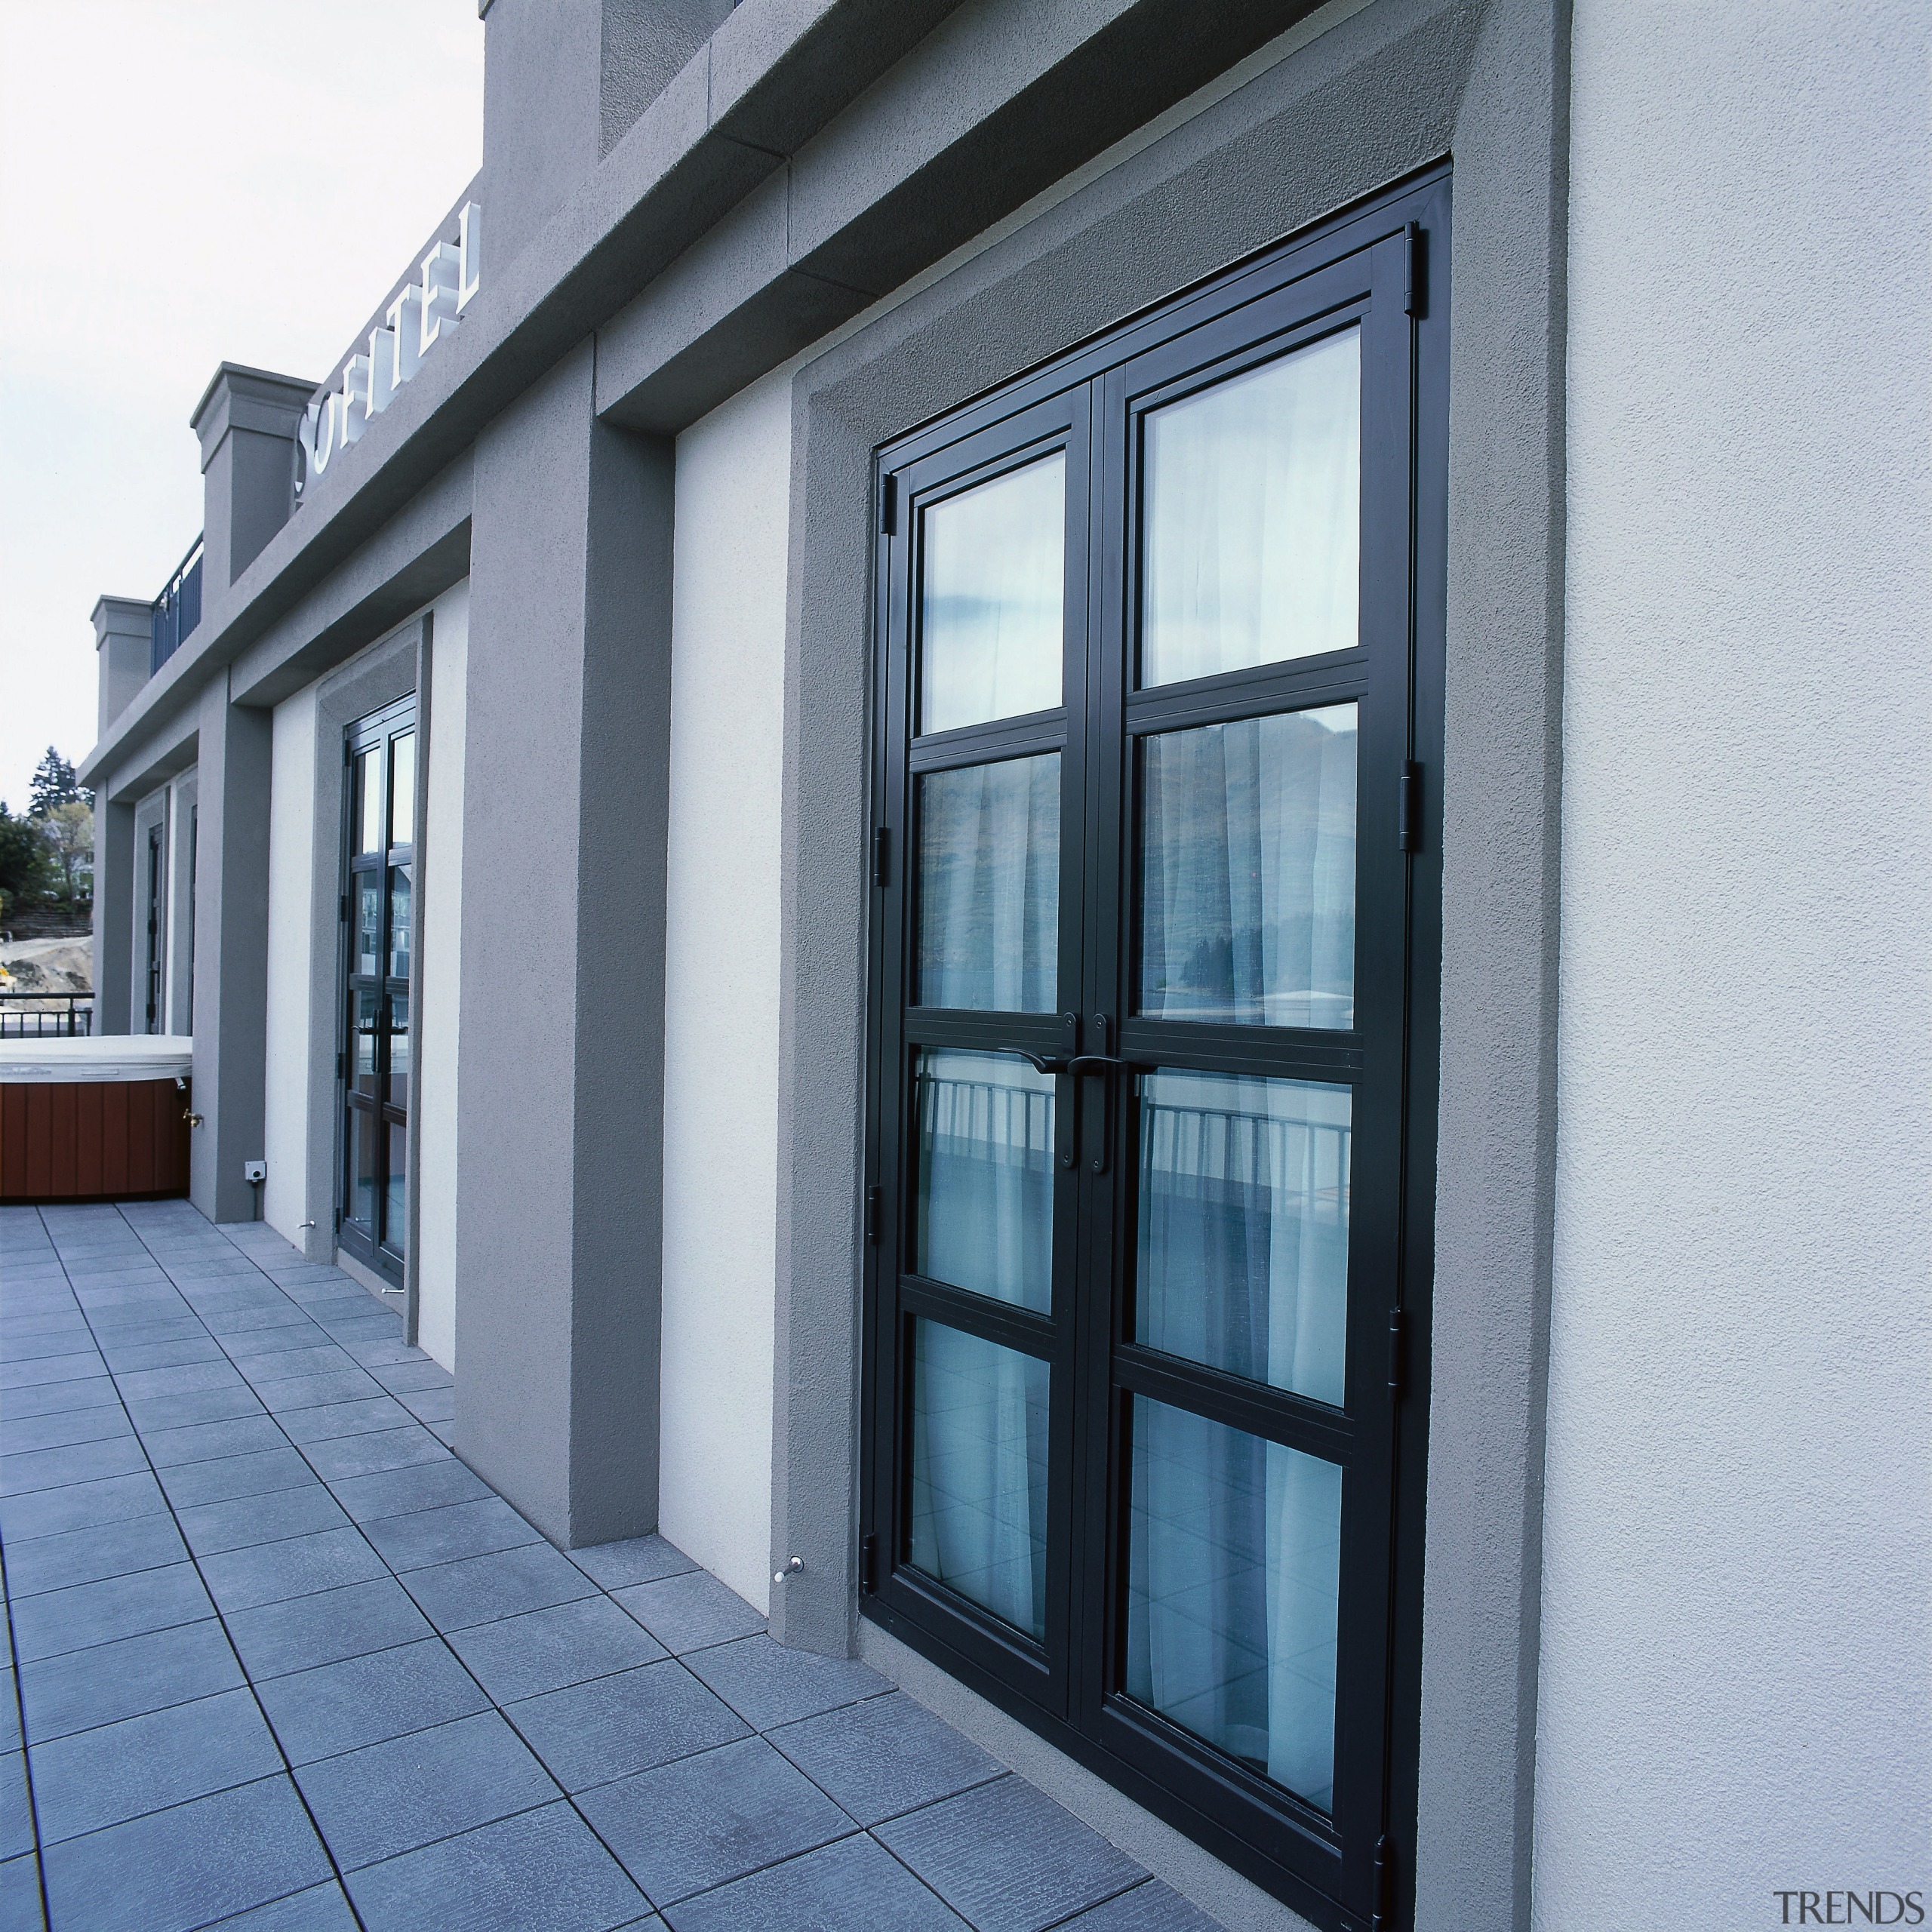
[1138, 706, 1356, 1029]
[1134, 1071, 1350, 1405]
[1125, 1395, 1342, 1810]
[909, 1320, 1051, 1641]
[915, 756, 1060, 1010]
[1141, 331, 1359, 686]
[919, 454, 1066, 733]
[913, 1048, 1056, 1312]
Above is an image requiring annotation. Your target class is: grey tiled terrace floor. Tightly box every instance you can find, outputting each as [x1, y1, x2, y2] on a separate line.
[0, 1202, 1223, 1932]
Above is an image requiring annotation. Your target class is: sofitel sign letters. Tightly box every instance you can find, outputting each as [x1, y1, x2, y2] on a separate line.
[297, 202, 481, 491]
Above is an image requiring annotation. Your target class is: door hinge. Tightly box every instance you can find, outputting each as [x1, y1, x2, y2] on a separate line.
[860, 1533, 880, 1594]
[1401, 222, 1424, 317]
[1386, 1309, 1405, 1397]
[1372, 1834, 1395, 1931]
[337, 1051, 345, 1082]
[872, 826, 891, 888]
[1398, 762, 1423, 853]
[865, 1184, 882, 1244]
[340, 894, 349, 923]
[880, 474, 899, 536]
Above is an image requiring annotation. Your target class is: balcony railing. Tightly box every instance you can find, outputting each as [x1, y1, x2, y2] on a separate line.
[0, 992, 94, 1038]
[151, 535, 205, 676]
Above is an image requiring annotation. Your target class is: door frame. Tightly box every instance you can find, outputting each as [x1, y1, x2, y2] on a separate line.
[334, 693, 417, 1289]
[857, 174, 1448, 1931]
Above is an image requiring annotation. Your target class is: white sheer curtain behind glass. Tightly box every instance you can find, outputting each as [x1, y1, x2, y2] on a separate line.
[1127, 1396, 1342, 1810]
[918, 754, 1060, 1011]
[1141, 329, 1359, 687]
[915, 1048, 1055, 1313]
[909, 1320, 1051, 1640]
[1140, 706, 1356, 1028]
[1136, 1070, 1350, 1405]
[920, 454, 1066, 733]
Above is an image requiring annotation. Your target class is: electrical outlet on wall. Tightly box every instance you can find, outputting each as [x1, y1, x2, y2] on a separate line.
[244, 1161, 266, 1184]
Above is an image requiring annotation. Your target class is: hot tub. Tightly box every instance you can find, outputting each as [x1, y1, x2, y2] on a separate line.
[0, 1036, 195, 1204]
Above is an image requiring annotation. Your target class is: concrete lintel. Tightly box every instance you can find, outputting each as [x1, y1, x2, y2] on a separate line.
[597, 0, 1318, 429]
[101, 720, 199, 812]
[229, 453, 473, 709]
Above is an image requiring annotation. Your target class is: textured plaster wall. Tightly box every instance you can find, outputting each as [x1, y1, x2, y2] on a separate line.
[657, 365, 790, 1614]
[415, 581, 470, 1371]
[1540, 4, 1932, 1923]
[263, 684, 318, 1243]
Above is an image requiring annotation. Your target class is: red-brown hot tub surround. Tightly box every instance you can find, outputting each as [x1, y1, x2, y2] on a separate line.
[0, 1037, 194, 1204]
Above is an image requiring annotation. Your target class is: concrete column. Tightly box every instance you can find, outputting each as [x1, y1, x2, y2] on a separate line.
[190, 365, 315, 601]
[453, 338, 672, 1549]
[189, 676, 272, 1222]
[92, 596, 152, 739]
[91, 798, 136, 1037]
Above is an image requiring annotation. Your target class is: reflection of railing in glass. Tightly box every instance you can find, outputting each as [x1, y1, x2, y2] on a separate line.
[1137, 1083, 1351, 1407]
[914, 1065, 1055, 1313]
[1140, 1101, 1349, 1218]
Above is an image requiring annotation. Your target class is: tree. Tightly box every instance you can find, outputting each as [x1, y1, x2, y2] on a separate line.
[0, 801, 54, 922]
[28, 746, 88, 819]
[39, 800, 93, 907]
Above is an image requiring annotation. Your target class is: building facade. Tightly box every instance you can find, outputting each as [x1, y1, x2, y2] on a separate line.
[79, 3, 1928, 1927]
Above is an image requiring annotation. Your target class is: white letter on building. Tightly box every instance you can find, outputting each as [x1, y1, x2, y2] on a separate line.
[420, 242, 461, 355]
[386, 285, 423, 386]
[457, 202, 483, 313]
[366, 328, 398, 417]
[340, 356, 371, 444]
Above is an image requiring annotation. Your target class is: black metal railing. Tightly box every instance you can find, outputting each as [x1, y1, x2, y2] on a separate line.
[150, 535, 205, 675]
[0, 992, 94, 1038]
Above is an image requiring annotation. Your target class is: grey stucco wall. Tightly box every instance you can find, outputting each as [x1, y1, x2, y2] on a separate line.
[768, 2, 1569, 1927]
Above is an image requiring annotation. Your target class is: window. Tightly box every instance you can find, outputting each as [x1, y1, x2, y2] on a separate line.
[339, 698, 416, 1287]
[863, 179, 1444, 1926]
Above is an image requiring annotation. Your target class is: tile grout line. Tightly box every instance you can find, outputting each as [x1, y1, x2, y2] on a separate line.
[41, 1204, 376, 1932]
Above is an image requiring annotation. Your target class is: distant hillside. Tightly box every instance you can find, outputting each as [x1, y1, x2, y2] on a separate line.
[0, 938, 92, 996]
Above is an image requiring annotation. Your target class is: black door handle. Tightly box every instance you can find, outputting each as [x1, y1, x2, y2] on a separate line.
[1064, 1054, 1132, 1078]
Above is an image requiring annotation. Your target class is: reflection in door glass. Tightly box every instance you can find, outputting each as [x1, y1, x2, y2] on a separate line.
[355, 750, 383, 854]
[389, 733, 415, 847]
[917, 755, 1059, 1011]
[1140, 706, 1355, 1029]
[909, 1319, 1050, 1641]
[387, 994, 411, 1106]
[914, 1049, 1055, 1313]
[350, 1106, 380, 1232]
[1136, 1072, 1349, 1406]
[385, 1121, 408, 1253]
[1126, 1395, 1341, 1810]
[919, 454, 1065, 734]
[357, 879, 383, 978]
[389, 867, 413, 981]
[1142, 330, 1358, 687]
[352, 992, 380, 1097]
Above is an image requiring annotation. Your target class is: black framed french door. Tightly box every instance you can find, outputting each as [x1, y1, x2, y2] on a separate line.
[338, 697, 416, 1286]
[863, 174, 1445, 1930]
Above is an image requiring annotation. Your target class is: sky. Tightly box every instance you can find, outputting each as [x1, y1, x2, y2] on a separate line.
[0, 0, 485, 811]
